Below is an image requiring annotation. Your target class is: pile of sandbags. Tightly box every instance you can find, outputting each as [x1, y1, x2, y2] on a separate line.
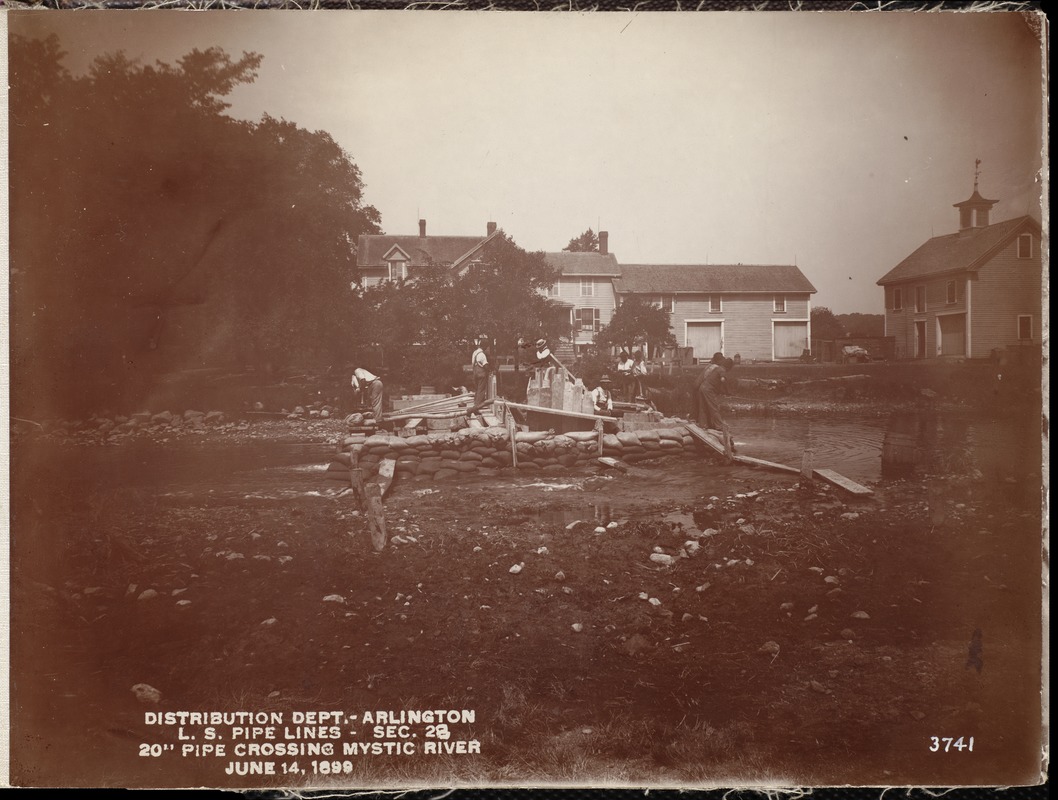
[325, 424, 694, 483]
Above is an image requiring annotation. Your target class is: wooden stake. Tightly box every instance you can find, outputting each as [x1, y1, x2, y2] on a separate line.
[365, 483, 387, 551]
[800, 448, 814, 482]
[723, 428, 734, 463]
[595, 418, 604, 456]
[348, 449, 366, 509]
[508, 413, 518, 468]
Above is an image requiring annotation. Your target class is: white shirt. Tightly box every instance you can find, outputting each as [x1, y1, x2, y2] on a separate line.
[617, 358, 633, 374]
[472, 348, 488, 368]
[351, 368, 379, 390]
[591, 386, 613, 412]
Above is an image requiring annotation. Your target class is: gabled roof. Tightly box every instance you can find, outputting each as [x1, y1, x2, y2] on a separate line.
[613, 264, 816, 294]
[543, 251, 621, 277]
[876, 215, 1040, 286]
[357, 232, 499, 269]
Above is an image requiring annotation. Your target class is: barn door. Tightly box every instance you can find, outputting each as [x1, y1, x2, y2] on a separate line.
[686, 322, 722, 363]
[773, 321, 809, 359]
[937, 314, 966, 356]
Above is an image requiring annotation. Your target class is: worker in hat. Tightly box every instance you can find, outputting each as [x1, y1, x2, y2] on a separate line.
[694, 356, 734, 435]
[591, 375, 615, 416]
[351, 366, 384, 420]
[469, 335, 491, 413]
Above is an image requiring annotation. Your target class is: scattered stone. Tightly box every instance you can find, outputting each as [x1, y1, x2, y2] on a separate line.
[684, 541, 701, 555]
[536, 546, 549, 555]
[780, 602, 794, 611]
[278, 556, 293, 565]
[473, 546, 483, 553]
[682, 613, 694, 623]
[850, 611, 870, 619]
[268, 691, 281, 699]
[648, 597, 662, 606]
[810, 680, 828, 694]
[804, 614, 818, 622]
[171, 588, 187, 596]
[745, 558, 754, 566]
[840, 628, 856, 639]
[131, 684, 162, 705]
[225, 552, 245, 561]
[809, 567, 824, 573]
[696, 583, 711, 592]
[824, 576, 840, 585]
[571, 623, 584, 633]
[322, 594, 346, 604]
[649, 553, 675, 566]
[639, 592, 649, 600]
[827, 588, 843, 597]
[740, 524, 756, 535]
[137, 589, 159, 601]
[606, 521, 619, 529]
[126, 584, 138, 597]
[83, 587, 102, 596]
[594, 526, 607, 534]
[555, 571, 565, 581]
[758, 641, 780, 655]
[840, 512, 860, 521]
[509, 563, 524, 574]
[808, 605, 819, 614]
[175, 600, 192, 608]
[261, 618, 277, 626]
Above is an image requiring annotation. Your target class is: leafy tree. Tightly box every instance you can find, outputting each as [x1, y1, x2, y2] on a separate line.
[838, 313, 885, 338]
[563, 228, 600, 253]
[8, 34, 381, 418]
[595, 295, 675, 355]
[811, 306, 847, 340]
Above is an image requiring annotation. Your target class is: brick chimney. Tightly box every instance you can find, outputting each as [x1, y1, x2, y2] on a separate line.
[599, 230, 609, 255]
[487, 221, 497, 236]
[419, 219, 427, 237]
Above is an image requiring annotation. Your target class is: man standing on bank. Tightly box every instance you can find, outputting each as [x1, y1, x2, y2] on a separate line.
[469, 336, 491, 413]
[351, 366, 384, 421]
[696, 353, 733, 434]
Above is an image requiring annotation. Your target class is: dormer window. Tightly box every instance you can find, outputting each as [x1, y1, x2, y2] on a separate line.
[388, 260, 407, 281]
[1018, 233, 1033, 258]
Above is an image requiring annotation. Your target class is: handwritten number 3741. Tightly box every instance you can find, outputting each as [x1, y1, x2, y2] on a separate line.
[930, 736, 974, 752]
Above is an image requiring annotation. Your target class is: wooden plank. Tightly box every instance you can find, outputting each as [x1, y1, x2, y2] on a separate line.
[733, 454, 801, 475]
[597, 456, 629, 472]
[813, 468, 873, 495]
[507, 413, 518, 468]
[467, 417, 485, 428]
[365, 483, 387, 552]
[684, 423, 727, 456]
[403, 418, 422, 429]
[481, 413, 502, 427]
[377, 458, 396, 498]
[504, 400, 610, 423]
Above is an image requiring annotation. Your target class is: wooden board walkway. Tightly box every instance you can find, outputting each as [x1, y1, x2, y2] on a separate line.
[684, 423, 872, 495]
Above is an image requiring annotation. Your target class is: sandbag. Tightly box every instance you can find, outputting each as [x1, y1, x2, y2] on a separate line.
[616, 432, 641, 448]
[657, 428, 683, 442]
[332, 452, 353, 468]
[460, 451, 484, 462]
[515, 430, 550, 444]
[564, 430, 598, 443]
[636, 430, 660, 443]
[440, 449, 462, 461]
[602, 434, 622, 450]
[452, 461, 478, 472]
[433, 468, 458, 481]
[364, 434, 395, 448]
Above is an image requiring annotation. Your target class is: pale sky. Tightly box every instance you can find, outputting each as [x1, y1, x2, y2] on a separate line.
[9, 9, 1046, 313]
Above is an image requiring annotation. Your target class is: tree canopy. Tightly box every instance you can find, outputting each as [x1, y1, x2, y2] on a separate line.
[9, 34, 381, 418]
[810, 307, 847, 341]
[351, 233, 569, 391]
[563, 228, 600, 253]
[595, 295, 675, 355]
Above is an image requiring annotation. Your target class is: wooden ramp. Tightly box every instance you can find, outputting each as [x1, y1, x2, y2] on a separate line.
[684, 423, 871, 495]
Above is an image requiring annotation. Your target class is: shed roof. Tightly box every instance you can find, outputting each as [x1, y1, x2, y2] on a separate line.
[876, 215, 1040, 286]
[543, 251, 622, 276]
[613, 264, 816, 294]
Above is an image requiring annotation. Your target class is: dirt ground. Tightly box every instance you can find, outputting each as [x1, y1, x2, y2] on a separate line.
[8, 408, 1045, 790]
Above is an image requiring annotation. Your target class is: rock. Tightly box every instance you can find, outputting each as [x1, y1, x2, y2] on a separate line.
[473, 546, 482, 553]
[322, 594, 346, 603]
[137, 589, 159, 601]
[804, 614, 818, 622]
[183, 410, 204, 420]
[824, 576, 840, 585]
[555, 571, 565, 581]
[850, 611, 870, 619]
[808, 605, 818, 614]
[131, 683, 162, 705]
[740, 524, 756, 534]
[650, 553, 675, 566]
[840, 512, 860, 520]
[594, 526, 607, 534]
[536, 546, 549, 555]
[571, 623, 584, 633]
[696, 583, 711, 592]
[638, 592, 649, 600]
[171, 588, 187, 596]
[253, 401, 265, 411]
[151, 411, 173, 424]
[810, 680, 827, 694]
[204, 411, 225, 423]
[809, 567, 824, 573]
[509, 563, 524, 574]
[780, 602, 794, 611]
[682, 613, 694, 623]
[840, 628, 856, 639]
[320, 409, 331, 418]
[648, 597, 662, 606]
[261, 618, 277, 626]
[606, 521, 619, 529]
[758, 641, 781, 655]
[684, 541, 701, 555]
[175, 600, 192, 608]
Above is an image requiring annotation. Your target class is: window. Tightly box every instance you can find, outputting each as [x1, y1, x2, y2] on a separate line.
[892, 288, 903, 311]
[946, 280, 957, 304]
[388, 260, 407, 281]
[651, 295, 674, 313]
[576, 307, 601, 332]
[1018, 233, 1033, 259]
[1018, 315, 1033, 340]
[549, 283, 560, 296]
[580, 279, 595, 297]
[709, 295, 722, 313]
[915, 286, 926, 313]
[774, 295, 786, 313]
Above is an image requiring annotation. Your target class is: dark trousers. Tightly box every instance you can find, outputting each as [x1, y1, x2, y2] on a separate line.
[366, 380, 383, 419]
[471, 371, 489, 412]
[695, 384, 724, 431]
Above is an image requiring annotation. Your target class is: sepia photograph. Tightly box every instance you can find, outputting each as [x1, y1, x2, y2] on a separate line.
[3, 4, 1048, 791]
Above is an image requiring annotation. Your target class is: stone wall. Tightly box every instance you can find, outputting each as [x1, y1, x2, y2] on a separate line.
[324, 424, 695, 482]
